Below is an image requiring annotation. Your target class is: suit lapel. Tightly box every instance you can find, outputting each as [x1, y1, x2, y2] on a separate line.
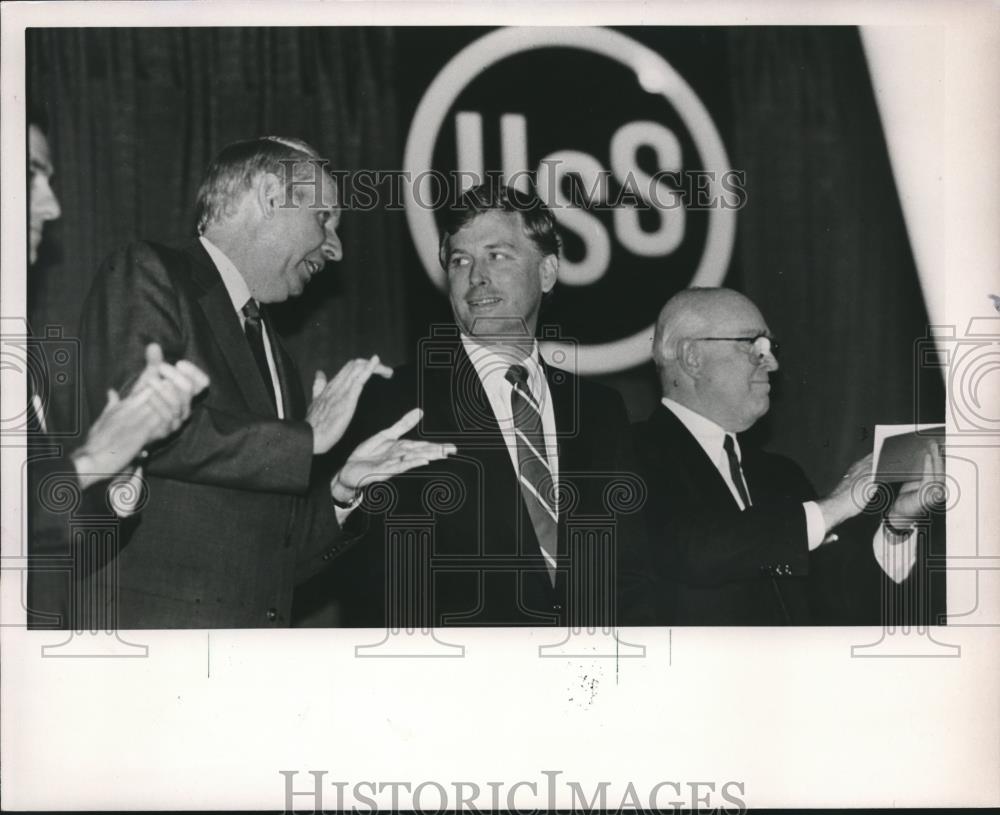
[182, 241, 277, 416]
[544, 361, 577, 518]
[262, 310, 305, 420]
[420, 341, 507, 443]
[650, 405, 742, 509]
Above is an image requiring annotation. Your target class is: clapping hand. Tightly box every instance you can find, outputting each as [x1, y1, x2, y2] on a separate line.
[72, 343, 209, 488]
[130, 343, 210, 439]
[331, 408, 456, 504]
[306, 355, 394, 454]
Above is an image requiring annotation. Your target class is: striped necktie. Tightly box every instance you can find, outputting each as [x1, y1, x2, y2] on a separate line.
[723, 433, 752, 510]
[505, 364, 558, 583]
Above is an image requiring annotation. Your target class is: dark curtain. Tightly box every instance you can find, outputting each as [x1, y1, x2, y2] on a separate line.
[724, 27, 942, 492]
[27, 27, 407, 433]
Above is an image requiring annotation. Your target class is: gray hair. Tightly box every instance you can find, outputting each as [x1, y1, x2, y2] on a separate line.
[194, 136, 326, 234]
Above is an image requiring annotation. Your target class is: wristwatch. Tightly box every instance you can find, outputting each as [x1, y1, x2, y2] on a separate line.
[331, 480, 363, 511]
[883, 516, 916, 537]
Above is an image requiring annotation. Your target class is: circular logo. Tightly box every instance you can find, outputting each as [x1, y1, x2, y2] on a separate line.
[403, 27, 736, 375]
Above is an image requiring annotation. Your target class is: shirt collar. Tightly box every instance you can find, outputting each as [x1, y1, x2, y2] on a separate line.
[460, 333, 544, 396]
[661, 397, 742, 463]
[200, 235, 252, 314]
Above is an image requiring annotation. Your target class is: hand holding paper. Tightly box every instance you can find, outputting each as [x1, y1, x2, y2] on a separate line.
[885, 445, 946, 532]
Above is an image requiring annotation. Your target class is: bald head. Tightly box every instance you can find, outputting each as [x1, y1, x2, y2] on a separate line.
[653, 287, 779, 432]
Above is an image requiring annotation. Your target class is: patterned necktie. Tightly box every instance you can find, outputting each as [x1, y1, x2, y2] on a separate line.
[241, 298, 277, 412]
[505, 364, 558, 583]
[723, 434, 752, 510]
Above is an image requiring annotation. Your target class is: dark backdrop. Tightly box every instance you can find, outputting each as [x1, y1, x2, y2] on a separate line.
[26, 26, 943, 495]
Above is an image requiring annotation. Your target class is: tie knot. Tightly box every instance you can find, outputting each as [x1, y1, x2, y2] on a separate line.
[505, 364, 530, 388]
[242, 298, 262, 323]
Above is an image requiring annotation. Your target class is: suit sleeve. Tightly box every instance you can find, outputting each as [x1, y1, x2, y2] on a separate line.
[26, 442, 133, 629]
[79, 242, 314, 495]
[292, 464, 369, 585]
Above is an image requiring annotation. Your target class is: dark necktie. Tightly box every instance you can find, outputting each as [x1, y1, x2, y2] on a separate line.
[241, 298, 277, 412]
[723, 434, 752, 510]
[725, 433, 790, 621]
[505, 364, 558, 584]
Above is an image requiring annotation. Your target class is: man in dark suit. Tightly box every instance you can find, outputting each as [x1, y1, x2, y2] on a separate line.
[323, 183, 652, 629]
[634, 287, 942, 625]
[25, 115, 210, 629]
[78, 135, 451, 628]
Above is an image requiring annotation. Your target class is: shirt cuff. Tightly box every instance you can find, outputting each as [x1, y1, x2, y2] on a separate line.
[334, 504, 358, 527]
[873, 523, 919, 584]
[802, 501, 827, 551]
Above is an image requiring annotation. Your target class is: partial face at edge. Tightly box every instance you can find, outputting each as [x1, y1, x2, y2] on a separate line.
[28, 124, 61, 266]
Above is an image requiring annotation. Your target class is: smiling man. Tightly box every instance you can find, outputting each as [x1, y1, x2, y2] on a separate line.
[78, 136, 451, 628]
[635, 287, 941, 625]
[320, 182, 653, 629]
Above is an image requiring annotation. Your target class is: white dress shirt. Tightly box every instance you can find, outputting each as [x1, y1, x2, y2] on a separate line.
[460, 335, 559, 485]
[461, 335, 559, 568]
[199, 236, 285, 419]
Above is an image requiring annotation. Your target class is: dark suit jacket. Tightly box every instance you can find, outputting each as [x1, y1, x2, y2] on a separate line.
[78, 240, 350, 628]
[315, 330, 654, 628]
[24, 382, 122, 630]
[634, 404, 887, 625]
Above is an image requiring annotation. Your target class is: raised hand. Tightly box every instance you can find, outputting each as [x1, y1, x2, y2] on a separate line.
[71, 343, 210, 488]
[815, 452, 874, 532]
[331, 408, 456, 504]
[306, 355, 394, 454]
[131, 343, 211, 438]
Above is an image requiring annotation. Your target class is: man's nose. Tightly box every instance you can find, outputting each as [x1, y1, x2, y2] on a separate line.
[320, 225, 342, 263]
[761, 350, 779, 373]
[468, 259, 488, 286]
[35, 179, 61, 222]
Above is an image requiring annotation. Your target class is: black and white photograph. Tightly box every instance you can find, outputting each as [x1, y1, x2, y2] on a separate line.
[2, 1, 998, 811]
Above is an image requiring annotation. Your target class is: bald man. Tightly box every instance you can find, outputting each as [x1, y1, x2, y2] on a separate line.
[634, 287, 940, 625]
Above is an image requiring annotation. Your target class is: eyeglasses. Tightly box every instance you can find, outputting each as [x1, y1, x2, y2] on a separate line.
[692, 334, 779, 362]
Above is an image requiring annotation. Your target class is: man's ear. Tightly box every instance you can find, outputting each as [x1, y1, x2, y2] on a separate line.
[539, 254, 559, 294]
[255, 172, 284, 220]
[676, 338, 702, 379]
